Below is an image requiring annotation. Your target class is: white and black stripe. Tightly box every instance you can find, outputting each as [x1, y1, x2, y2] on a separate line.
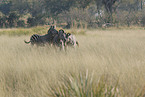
[53, 29, 67, 50]
[66, 33, 79, 47]
[24, 26, 58, 46]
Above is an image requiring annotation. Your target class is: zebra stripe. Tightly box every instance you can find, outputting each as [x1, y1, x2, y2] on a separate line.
[31, 34, 40, 42]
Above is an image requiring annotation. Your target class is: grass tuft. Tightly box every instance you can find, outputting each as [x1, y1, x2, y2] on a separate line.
[49, 71, 121, 97]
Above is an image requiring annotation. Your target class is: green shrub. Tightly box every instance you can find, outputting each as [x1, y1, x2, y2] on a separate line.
[0, 28, 33, 36]
[141, 16, 145, 27]
[48, 71, 121, 97]
[31, 26, 48, 34]
[0, 26, 48, 36]
[17, 20, 25, 27]
[27, 17, 36, 27]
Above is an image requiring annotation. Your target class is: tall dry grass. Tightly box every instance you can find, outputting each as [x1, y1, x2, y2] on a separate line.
[0, 29, 145, 97]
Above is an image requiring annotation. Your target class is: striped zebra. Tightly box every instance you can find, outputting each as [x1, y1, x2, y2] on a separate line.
[65, 33, 79, 48]
[24, 26, 58, 46]
[53, 29, 67, 50]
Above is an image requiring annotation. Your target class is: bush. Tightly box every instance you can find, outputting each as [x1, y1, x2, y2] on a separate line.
[17, 20, 25, 27]
[49, 72, 121, 97]
[141, 16, 145, 27]
[58, 5, 97, 29]
[7, 12, 20, 27]
[27, 17, 36, 27]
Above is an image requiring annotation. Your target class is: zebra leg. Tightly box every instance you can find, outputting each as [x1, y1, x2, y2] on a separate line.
[64, 42, 68, 51]
[31, 43, 34, 46]
[76, 41, 79, 47]
[60, 40, 64, 51]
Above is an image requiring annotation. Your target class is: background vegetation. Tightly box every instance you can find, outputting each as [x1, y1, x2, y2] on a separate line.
[0, 0, 145, 28]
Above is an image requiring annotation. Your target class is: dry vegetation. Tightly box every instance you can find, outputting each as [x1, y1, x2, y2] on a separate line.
[0, 28, 145, 97]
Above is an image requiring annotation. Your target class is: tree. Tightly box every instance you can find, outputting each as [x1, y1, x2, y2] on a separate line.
[10, 0, 30, 14]
[0, 1, 12, 15]
[28, 0, 45, 17]
[17, 20, 25, 27]
[102, 0, 118, 14]
[0, 15, 8, 28]
[75, 0, 93, 9]
[27, 17, 36, 27]
[7, 12, 19, 27]
[44, 0, 75, 17]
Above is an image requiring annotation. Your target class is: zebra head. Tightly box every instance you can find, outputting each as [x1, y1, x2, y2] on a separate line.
[58, 29, 66, 42]
[65, 33, 79, 47]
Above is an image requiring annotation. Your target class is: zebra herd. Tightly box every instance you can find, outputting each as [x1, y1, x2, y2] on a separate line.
[24, 26, 79, 50]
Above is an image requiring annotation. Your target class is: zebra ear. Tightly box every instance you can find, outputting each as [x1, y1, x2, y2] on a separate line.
[50, 25, 55, 29]
[52, 26, 54, 29]
[50, 25, 53, 28]
[54, 25, 56, 29]
[67, 33, 71, 36]
[60, 29, 64, 33]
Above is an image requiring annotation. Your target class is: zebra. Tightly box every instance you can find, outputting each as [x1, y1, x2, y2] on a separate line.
[24, 26, 58, 46]
[47, 25, 58, 41]
[65, 33, 79, 48]
[53, 29, 67, 50]
[24, 34, 50, 46]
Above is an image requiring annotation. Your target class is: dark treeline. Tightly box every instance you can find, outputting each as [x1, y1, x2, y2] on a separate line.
[0, 0, 145, 28]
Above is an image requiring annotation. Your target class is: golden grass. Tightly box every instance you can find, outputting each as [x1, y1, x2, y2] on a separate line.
[0, 29, 145, 97]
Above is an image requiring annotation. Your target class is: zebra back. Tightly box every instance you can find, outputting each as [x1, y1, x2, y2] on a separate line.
[30, 34, 40, 42]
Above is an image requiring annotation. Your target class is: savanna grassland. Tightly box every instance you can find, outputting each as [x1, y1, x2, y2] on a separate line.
[0, 27, 145, 97]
